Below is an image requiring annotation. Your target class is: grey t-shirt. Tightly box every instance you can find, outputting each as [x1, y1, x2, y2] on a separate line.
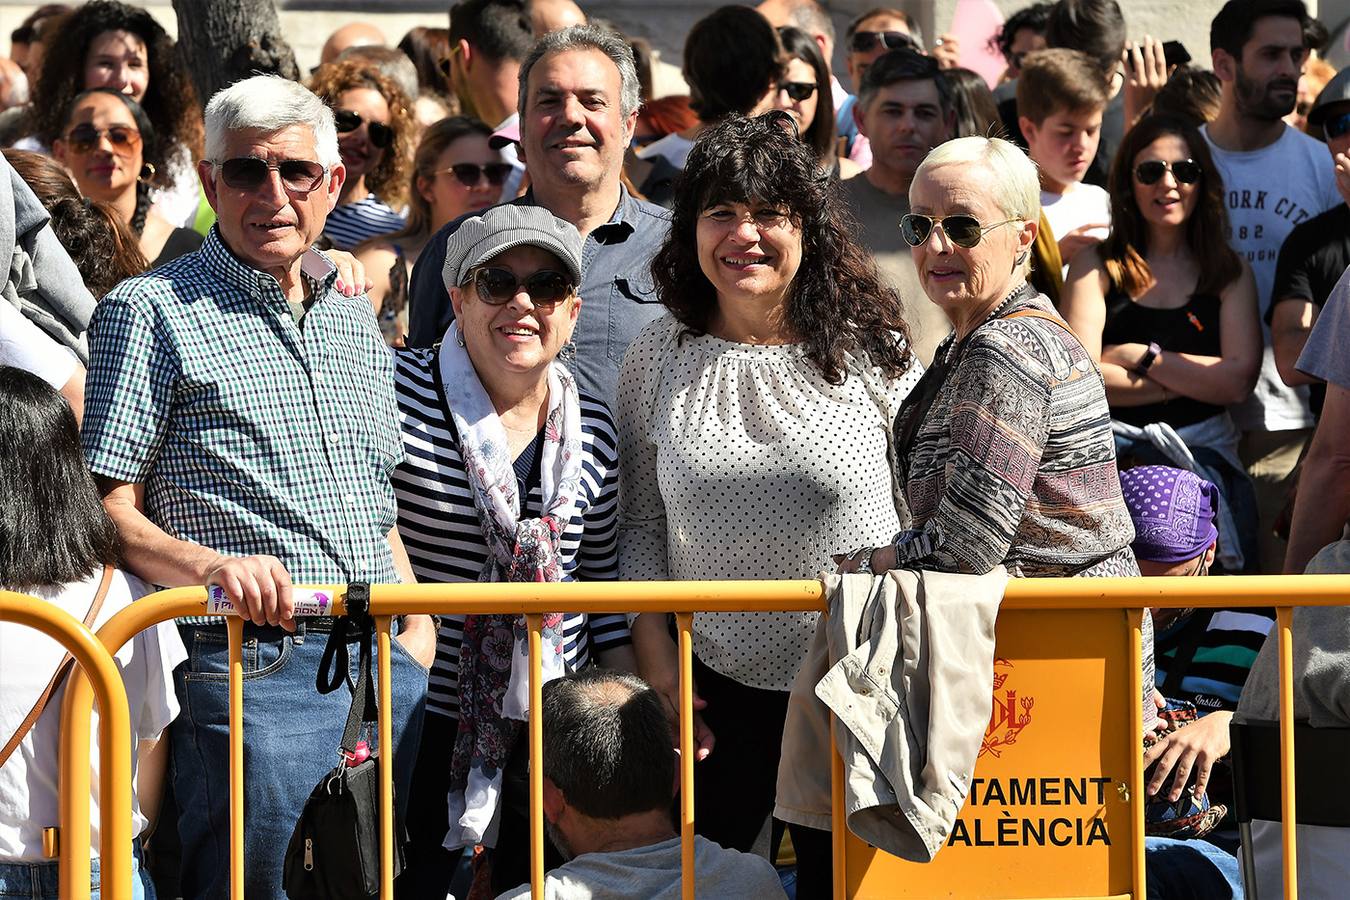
[494, 835, 787, 900]
[1296, 262, 1350, 391]
[839, 175, 950, 366]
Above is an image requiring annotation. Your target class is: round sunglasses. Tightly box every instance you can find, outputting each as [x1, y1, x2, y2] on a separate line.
[217, 156, 327, 193]
[434, 162, 514, 188]
[900, 214, 1020, 249]
[471, 267, 576, 307]
[62, 124, 141, 156]
[777, 81, 817, 102]
[334, 109, 393, 149]
[1134, 159, 1202, 186]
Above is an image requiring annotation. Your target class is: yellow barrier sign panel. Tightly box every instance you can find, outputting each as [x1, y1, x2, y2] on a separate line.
[847, 608, 1137, 899]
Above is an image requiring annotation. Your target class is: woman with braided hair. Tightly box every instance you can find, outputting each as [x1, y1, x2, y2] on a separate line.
[52, 88, 201, 269]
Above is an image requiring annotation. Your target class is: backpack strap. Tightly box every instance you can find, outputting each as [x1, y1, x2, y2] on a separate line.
[0, 565, 115, 768]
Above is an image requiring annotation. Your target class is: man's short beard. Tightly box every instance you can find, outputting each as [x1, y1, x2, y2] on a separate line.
[545, 820, 575, 862]
[1235, 66, 1298, 121]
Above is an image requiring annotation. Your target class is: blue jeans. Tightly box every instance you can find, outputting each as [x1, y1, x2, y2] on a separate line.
[0, 839, 150, 899]
[171, 622, 427, 900]
[1146, 835, 1243, 899]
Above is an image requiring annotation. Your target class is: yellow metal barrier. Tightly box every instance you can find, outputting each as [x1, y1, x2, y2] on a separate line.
[0, 591, 134, 900]
[53, 575, 1350, 899]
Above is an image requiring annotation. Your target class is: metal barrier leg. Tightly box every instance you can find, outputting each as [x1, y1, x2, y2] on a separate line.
[227, 617, 245, 900]
[830, 715, 846, 900]
[1127, 609, 1146, 898]
[1276, 606, 1298, 900]
[3, 594, 132, 900]
[377, 616, 395, 899]
[675, 612, 695, 900]
[527, 614, 545, 899]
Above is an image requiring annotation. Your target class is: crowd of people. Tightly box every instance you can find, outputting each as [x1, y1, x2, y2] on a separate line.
[4, 0, 1350, 898]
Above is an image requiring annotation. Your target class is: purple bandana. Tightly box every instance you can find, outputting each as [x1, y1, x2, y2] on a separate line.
[1119, 466, 1219, 565]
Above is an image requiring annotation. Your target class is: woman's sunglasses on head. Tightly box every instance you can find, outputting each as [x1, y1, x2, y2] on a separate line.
[63, 124, 141, 156]
[334, 109, 394, 149]
[1133, 159, 1202, 186]
[471, 267, 576, 307]
[899, 214, 1020, 249]
[434, 162, 514, 188]
[217, 156, 327, 193]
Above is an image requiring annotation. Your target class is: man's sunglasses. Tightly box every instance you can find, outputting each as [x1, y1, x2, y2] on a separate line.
[850, 30, 919, 54]
[1325, 110, 1350, 140]
[63, 124, 141, 155]
[217, 157, 327, 193]
[900, 214, 1020, 249]
[435, 162, 514, 188]
[471, 267, 575, 307]
[334, 109, 394, 149]
[1134, 159, 1202, 186]
[777, 81, 817, 102]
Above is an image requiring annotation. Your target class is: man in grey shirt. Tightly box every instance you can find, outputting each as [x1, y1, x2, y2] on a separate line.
[496, 669, 786, 900]
[840, 48, 953, 365]
[408, 24, 669, 406]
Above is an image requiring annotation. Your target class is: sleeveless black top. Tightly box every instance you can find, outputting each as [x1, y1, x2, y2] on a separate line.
[1101, 281, 1223, 429]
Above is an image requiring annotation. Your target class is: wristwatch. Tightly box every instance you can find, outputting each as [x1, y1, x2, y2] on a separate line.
[1135, 341, 1162, 377]
[854, 547, 875, 575]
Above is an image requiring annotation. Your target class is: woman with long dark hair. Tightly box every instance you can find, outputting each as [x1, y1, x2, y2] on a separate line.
[0, 366, 185, 899]
[355, 116, 505, 344]
[51, 89, 201, 268]
[772, 26, 856, 177]
[1062, 114, 1262, 572]
[24, 0, 202, 228]
[617, 112, 920, 894]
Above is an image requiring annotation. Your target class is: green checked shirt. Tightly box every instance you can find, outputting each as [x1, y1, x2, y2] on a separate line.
[83, 227, 403, 621]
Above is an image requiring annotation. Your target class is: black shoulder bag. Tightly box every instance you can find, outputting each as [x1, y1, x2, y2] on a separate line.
[283, 583, 406, 898]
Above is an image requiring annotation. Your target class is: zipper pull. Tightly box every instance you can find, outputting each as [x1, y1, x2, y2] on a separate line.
[305, 836, 314, 871]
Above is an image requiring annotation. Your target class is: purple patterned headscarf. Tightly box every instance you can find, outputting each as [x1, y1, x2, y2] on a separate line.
[1119, 466, 1219, 564]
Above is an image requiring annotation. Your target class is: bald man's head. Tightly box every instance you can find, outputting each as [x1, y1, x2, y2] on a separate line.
[756, 0, 835, 56]
[321, 21, 388, 65]
[531, 0, 587, 34]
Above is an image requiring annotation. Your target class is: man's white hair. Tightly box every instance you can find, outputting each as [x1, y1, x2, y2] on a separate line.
[203, 75, 340, 169]
[913, 136, 1041, 223]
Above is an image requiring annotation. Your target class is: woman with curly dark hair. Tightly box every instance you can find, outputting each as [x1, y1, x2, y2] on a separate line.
[308, 59, 414, 250]
[50, 89, 202, 268]
[23, 0, 203, 228]
[616, 111, 920, 891]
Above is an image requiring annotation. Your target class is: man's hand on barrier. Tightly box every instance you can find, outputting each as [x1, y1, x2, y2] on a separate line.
[1143, 709, 1233, 802]
[205, 554, 296, 632]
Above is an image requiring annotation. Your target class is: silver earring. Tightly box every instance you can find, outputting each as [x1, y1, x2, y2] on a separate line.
[456, 333, 465, 347]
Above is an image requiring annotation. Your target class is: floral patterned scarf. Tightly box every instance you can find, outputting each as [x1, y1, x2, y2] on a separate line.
[437, 321, 582, 850]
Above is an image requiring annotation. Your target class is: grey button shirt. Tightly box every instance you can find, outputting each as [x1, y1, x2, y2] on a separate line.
[406, 187, 670, 406]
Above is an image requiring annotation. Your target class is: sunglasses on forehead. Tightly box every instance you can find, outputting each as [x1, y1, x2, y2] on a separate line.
[471, 267, 576, 307]
[62, 123, 141, 155]
[850, 30, 919, 54]
[333, 109, 394, 149]
[899, 213, 1021, 248]
[216, 156, 327, 193]
[1134, 159, 1202, 186]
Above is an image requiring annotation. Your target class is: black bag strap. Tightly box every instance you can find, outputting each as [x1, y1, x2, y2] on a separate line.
[316, 583, 377, 755]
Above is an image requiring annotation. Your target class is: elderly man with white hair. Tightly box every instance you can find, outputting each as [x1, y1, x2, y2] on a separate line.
[81, 74, 433, 899]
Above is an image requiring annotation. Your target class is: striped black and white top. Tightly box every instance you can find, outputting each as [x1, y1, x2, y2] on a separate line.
[391, 348, 629, 719]
[323, 194, 406, 250]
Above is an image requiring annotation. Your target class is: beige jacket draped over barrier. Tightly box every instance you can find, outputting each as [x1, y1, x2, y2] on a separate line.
[775, 567, 1008, 861]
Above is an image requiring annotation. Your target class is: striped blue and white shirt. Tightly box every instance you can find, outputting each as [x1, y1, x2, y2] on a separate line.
[323, 194, 406, 250]
[391, 348, 629, 719]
